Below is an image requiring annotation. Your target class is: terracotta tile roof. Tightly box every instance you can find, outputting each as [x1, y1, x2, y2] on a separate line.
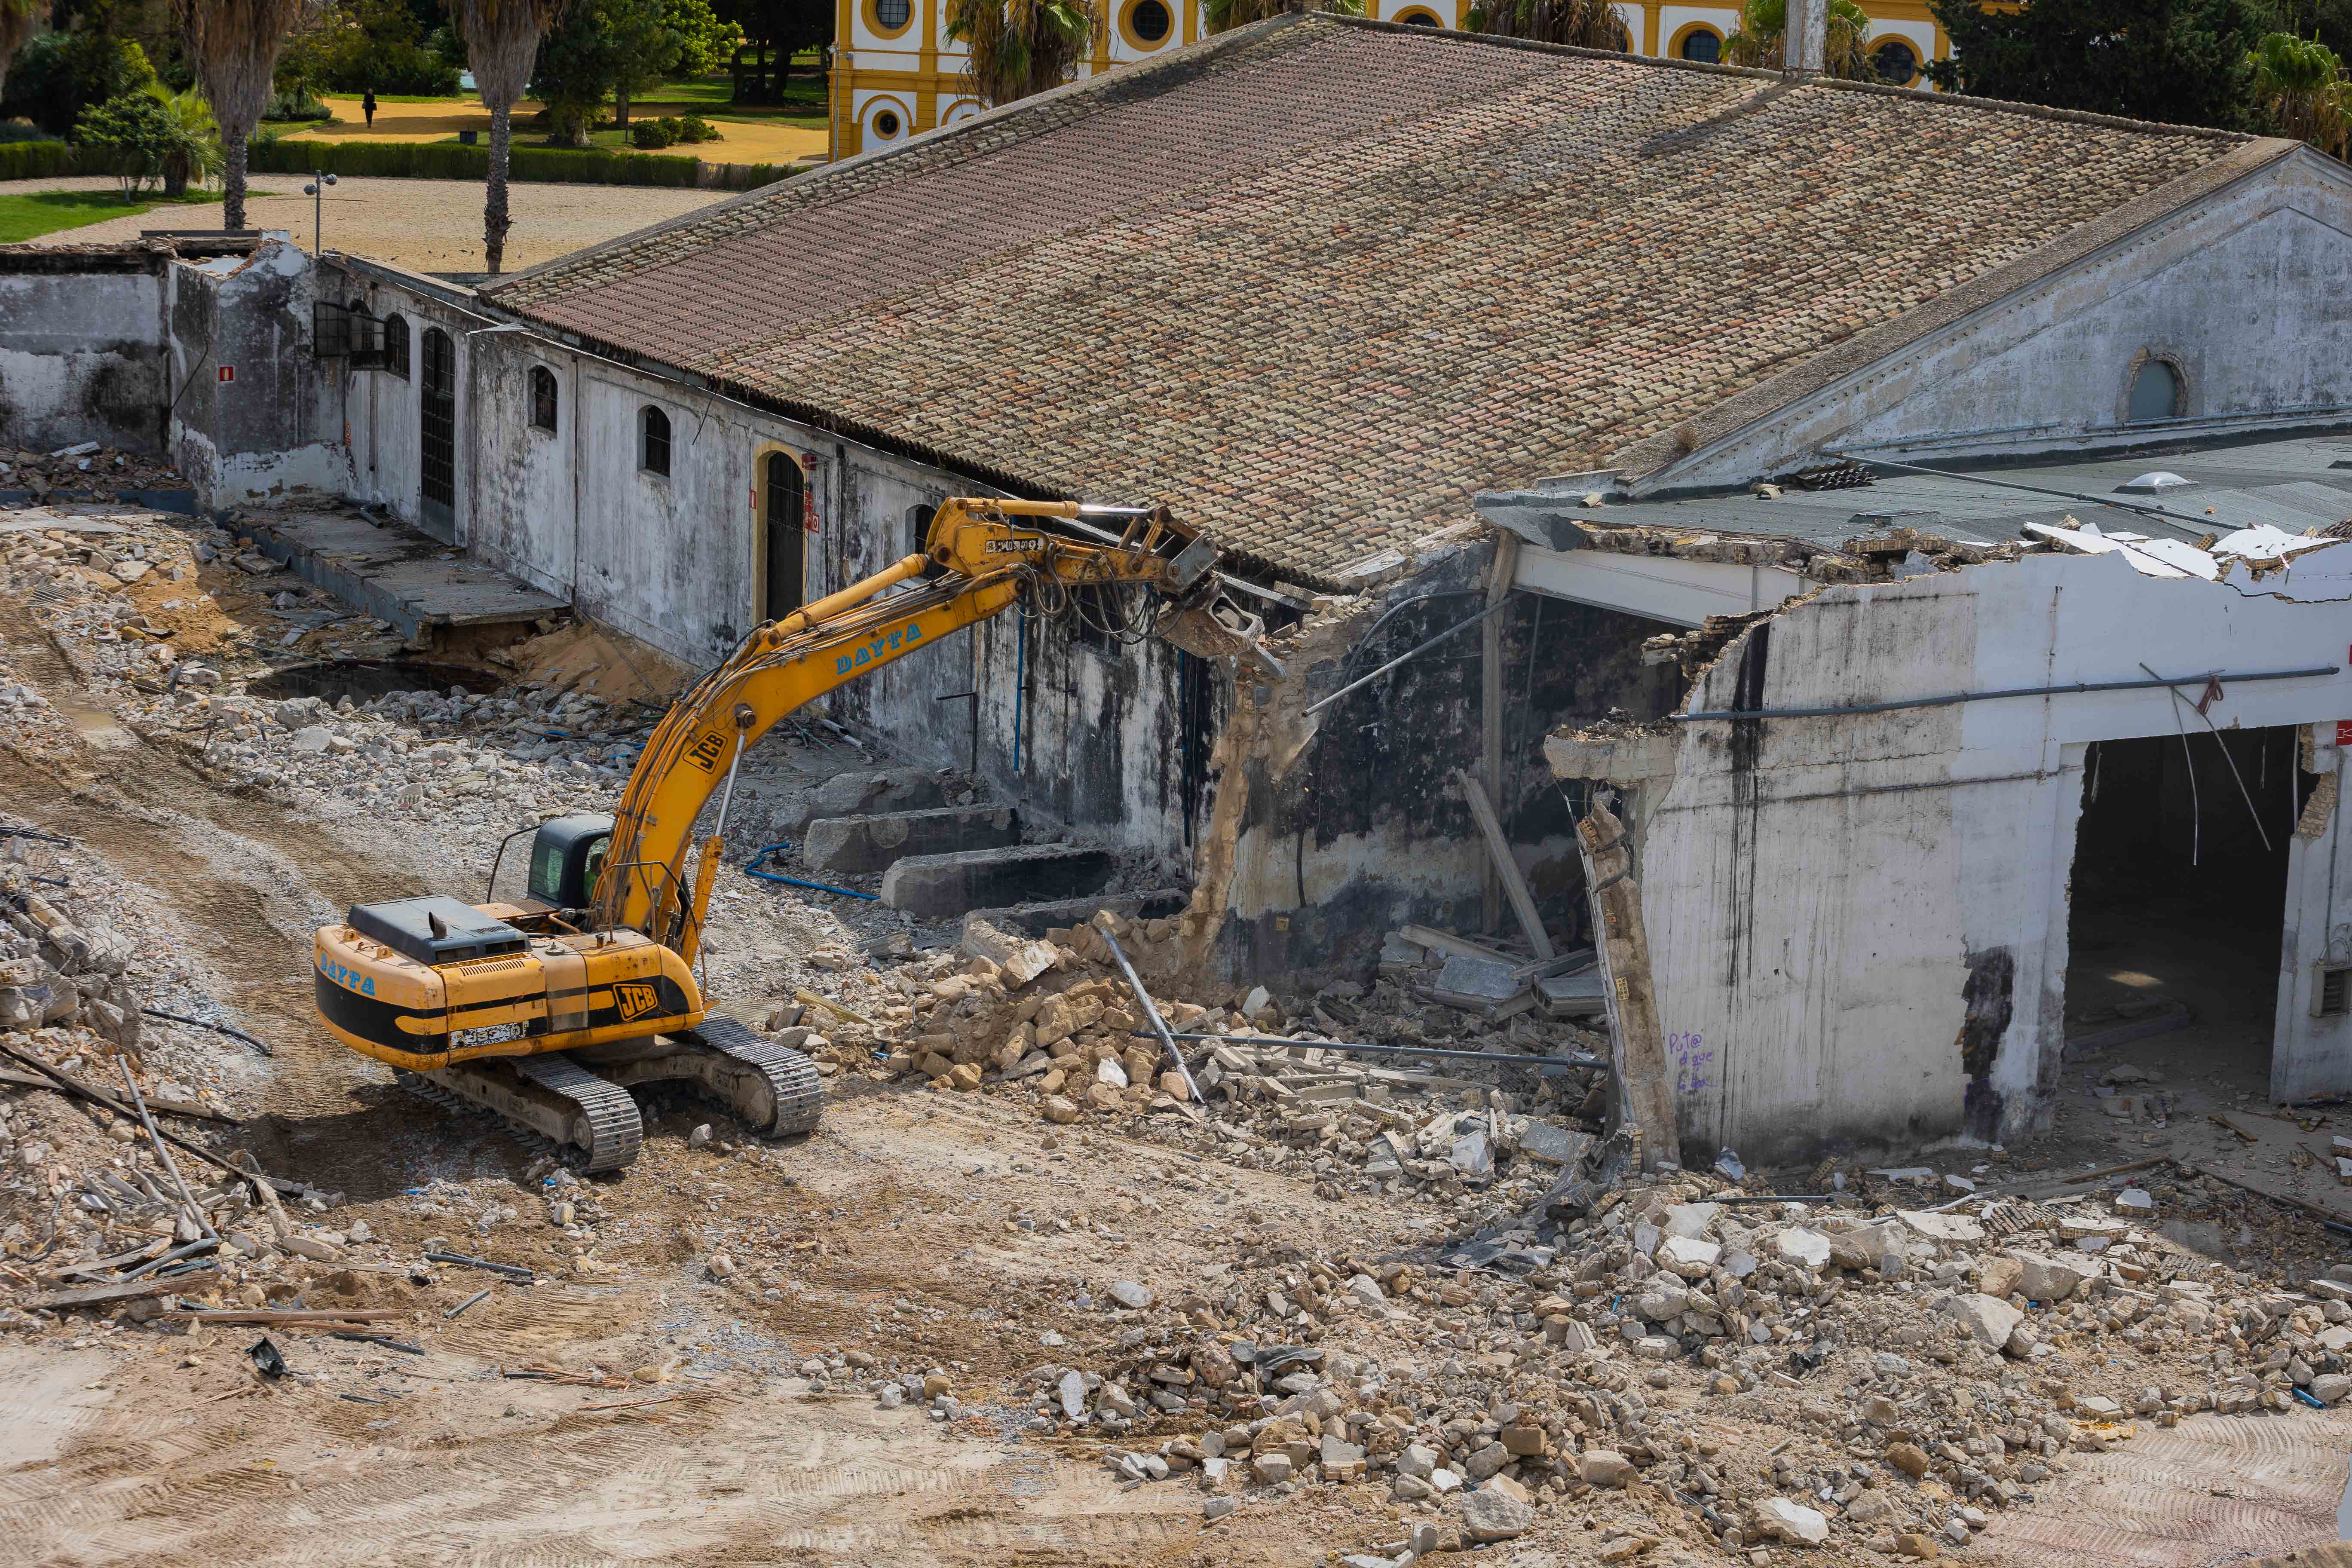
[488, 15, 2259, 587]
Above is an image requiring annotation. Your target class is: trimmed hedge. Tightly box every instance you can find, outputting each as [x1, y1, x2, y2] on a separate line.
[0, 136, 790, 192]
[0, 141, 86, 181]
[247, 139, 789, 189]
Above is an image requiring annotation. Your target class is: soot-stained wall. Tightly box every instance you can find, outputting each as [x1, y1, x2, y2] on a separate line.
[1204, 539, 1684, 986]
[0, 246, 172, 456]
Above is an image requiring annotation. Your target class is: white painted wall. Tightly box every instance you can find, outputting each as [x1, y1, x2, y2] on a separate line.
[1658, 149, 2352, 487]
[0, 263, 169, 455]
[1638, 547, 2352, 1164]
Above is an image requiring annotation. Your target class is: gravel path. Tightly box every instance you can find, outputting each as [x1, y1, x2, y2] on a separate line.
[12, 175, 731, 273]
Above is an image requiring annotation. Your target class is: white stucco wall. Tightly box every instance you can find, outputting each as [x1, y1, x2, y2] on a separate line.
[1656, 147, 2352, 487]
[1639, 548, 2352, 1164]
[0, 261, 170, 455]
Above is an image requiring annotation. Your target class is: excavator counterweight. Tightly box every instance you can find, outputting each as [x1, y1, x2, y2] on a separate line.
[312, 499, 1250, 1171]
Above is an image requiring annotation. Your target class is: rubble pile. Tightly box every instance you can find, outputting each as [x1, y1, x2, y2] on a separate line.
[0, 443, 187, 502]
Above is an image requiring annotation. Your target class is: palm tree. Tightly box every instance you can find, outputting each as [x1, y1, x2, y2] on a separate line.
[1720, 0, 1874, 77]
[457, 0, 571, 274]
[1467, 0, 1627, 50]
[151, 85, 227, 197]
[2252, 31, 2351, 157]
[175, 0, 314, 231]
[0, 0, 38, 102]
[1206, 0, 1362, 32]
[944, 0, 1097, 107]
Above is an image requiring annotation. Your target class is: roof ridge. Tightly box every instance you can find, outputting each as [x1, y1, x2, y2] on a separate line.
[1323, 14, 2248, 142]
[485, 12, 1335, 300]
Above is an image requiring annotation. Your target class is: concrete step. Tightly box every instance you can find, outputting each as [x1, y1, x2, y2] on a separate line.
[789, 768, 947, 836]
[964, 888, 1192, 938]
[803, 805, 1021, 874]
[879, 843, 1116, 920]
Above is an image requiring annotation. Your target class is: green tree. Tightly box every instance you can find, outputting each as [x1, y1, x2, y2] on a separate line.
[1719, 0, 1874, 74]
[534, 0, 678, 135]
[74, 83, 221, 196]
[944, 0, 1094, 104]
[2251, 29, 2351, 152]
[1926, 0, 2267, 129]
[712, 0, 827, 101]
[1, 31, 159, 134]
[665, 0, 741, 74]
[1465, 0, 1626, 50]
[175, 0, 317, 230]
[285, 0, 462, 93]
[457, 0, 570, 273]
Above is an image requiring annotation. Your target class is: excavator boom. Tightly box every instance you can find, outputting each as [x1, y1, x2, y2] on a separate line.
[310, 498, 1244, 1173]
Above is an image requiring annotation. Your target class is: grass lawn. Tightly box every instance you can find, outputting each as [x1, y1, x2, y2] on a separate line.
[0, 189, 222, 244]
[638, 69, 827, 112]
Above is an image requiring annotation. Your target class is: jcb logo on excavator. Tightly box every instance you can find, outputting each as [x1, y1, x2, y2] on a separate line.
[833, 621, 923, 677]
[683, 732, 728, 773]
[614, 983, 661, 1021]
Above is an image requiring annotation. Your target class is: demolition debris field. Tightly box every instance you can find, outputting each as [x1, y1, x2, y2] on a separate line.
[3, 488, 2352, 1565]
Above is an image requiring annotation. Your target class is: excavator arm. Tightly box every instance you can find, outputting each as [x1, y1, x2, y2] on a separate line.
[591, 498, 1233, 947]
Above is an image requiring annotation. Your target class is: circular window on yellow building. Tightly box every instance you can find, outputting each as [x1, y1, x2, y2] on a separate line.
[866, 0, 914, 39]
[1871, 37, 1920, 84]
[1394, 6, 1443, 23]
[1120, 0, 1173, 47]
[870, 106, 904, 139]
[1671, 23, 1721, 61]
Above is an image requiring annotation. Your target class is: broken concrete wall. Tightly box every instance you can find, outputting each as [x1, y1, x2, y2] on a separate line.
[0, 245, 173, 456]
[1637, 548, 2352, 1167]
[1186, 536, 1682, 987]
[169, 240, 349, 509]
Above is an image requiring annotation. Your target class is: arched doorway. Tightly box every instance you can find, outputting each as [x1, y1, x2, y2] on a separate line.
[763, 450, 805, 621]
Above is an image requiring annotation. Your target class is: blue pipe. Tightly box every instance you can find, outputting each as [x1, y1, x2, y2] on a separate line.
[742, 842, 879, 900]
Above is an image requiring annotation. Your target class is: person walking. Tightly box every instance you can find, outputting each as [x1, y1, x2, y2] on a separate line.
[362, 87, 378, 129]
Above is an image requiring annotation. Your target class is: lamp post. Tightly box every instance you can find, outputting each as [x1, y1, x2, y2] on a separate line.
[300, 171, 339, 258]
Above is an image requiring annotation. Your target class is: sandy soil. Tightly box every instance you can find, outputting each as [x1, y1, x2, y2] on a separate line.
[13, 175, 731, 273]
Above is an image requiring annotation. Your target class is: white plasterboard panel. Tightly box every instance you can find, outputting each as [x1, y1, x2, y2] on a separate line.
[1513, 547, 1804, 626]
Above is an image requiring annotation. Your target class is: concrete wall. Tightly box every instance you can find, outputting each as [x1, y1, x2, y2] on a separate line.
[1638, 548, 2352, 1167]
[1655, 148, 2352, 485]
[0, 247, 172, 455]
[168, 239, 350, 507]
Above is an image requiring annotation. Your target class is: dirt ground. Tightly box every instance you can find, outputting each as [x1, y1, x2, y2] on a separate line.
[14, 175, 732, 273]
[280, 95, 830, 165]
[4, 501, 2352, 1567]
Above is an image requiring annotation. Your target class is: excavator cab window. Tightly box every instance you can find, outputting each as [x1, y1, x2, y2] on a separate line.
[527, 814, 616, 910]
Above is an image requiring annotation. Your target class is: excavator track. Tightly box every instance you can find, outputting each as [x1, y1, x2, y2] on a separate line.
[394, 1054, 645, 1173]
[674, 1015, 824, 1137]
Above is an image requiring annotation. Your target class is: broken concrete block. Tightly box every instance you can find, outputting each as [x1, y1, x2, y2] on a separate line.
[1663, 1202, 1721, 1239]
[1755, 1497, 1830, 1546]
[880, 844, 1116, 920]
[1516, 1118, 1595, 1167]
[1776, 1228, 1832, 1270]
[1578, 1449, 1635, 1487]
[1937, 1292, 2024, 1351]
[1458, 1487, 1533, 1541]
[791, 769, 946, 835]
[805, 805, 1021, 874]
[2009, 1250, 2099, 1303]
[1661, 1235, 1721, 1271]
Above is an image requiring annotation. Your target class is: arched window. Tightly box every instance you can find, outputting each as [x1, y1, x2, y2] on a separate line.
[640, 406, 671, 476]
[2128, 359, 2181, 423]
[528, 365, 557, 431]
[906, 502, 937, 557]
[383, 312, 411, 378]
[1676, 26, 1721, 61]
[1871, 37, 1919, 85]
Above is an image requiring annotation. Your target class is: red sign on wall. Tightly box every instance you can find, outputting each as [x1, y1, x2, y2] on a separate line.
[2337, 720, 2352, 748]
[216, 365, 235, 383]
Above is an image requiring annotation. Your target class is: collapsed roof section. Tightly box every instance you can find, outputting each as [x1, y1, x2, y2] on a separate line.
[1482, 434, 2352, 629]
[478, 13, 2260, 590]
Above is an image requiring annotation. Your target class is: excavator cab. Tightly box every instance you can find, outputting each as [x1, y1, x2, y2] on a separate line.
[526, 814, 615, 912]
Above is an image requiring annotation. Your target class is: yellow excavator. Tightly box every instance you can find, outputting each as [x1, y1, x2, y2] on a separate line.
[312, 499, 1255, 1170]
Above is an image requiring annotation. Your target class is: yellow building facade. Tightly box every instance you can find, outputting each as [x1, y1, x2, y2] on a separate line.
[827, 0, 1951, 159]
